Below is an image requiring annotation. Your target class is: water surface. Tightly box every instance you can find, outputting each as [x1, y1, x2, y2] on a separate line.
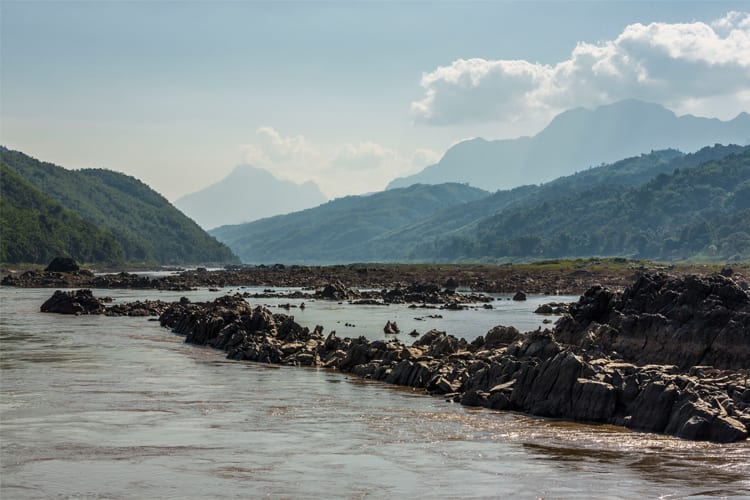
[1, 287, 748, 498]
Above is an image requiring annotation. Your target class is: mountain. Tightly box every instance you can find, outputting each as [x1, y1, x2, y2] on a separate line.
[381, 145, 746, 259]
[417, 148, 750, 262]
[175, 165, 327, 229]
[209, 183, 489, 264]
[1, 148, 238, 265]
[0, 163, 124, 264]
[388, 100, 750, 191]
[210, 144, 749, 264]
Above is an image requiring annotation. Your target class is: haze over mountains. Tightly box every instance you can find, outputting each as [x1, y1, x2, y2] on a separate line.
[211, 144, 750, 264]
[175, 165, 327, 230]
[209, 183, 488, 264]
[388, 100, 750, 191]
[3, 101, 749, 267]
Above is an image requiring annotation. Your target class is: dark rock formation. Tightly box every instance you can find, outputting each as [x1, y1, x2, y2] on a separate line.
[384, 320, 400, 334]
[105, 300, 172, 317]
[555, 273, 750, 370]
[40, 289, 106, 315]
[154, 277, 750, 443]
[40, 289, 173, 317]
[316, 281, 358, 301]
[534, 302, 569, 314]
[45, 257, 80, 272]
[512, 291, 527, 301]
[42, 272, 750, 443]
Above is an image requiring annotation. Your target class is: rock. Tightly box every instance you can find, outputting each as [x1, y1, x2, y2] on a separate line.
[556, 273, 750, 370]
[45, 257, 80, 272]
[40, 289, 105, 314]
[483, 325, 521, 348]
[534, 304, 554, 314]
[512, 291, 527, 301]
[720, 267, 734, 277]
[384, 320, 400, 334]
[316, 281, 358, 301]
[444, 277, 459, 290]
[461, 389, 489, 407]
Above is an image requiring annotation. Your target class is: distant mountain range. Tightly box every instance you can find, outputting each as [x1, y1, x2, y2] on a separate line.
[175, 165, 327, 229]
[0, 148, 238, 265]
[211, 144, 750, 264]
[388, 99, 750, 191]
[209, 183, 489, 264]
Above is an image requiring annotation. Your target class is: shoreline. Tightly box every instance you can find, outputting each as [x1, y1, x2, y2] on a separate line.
[4, 259, 749, 295]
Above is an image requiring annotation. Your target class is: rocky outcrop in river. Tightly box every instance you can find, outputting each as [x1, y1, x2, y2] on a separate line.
[555, 273, 750, 370]
[38, 273, 750, 443]
[153, 273, 750, 443]
[40, 289, 170, 317]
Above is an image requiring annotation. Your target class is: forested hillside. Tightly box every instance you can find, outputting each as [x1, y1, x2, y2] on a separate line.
[211, 145, 749, 264]
[419, 150, 750, 261]
[0, 164, 124, 264]
[1, 148, 238, 265]
[210, 183, 488, 263]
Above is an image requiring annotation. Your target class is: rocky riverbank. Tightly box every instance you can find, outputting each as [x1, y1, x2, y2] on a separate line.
[9, 259, 747, 295]
[40, 272, 750, 443]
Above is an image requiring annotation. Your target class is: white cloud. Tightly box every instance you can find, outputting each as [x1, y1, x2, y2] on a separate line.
[412, 11, 750, 126]
[241, 127, 438, 198]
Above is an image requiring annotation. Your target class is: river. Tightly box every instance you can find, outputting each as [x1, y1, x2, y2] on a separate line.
[1, 287, 748, 498]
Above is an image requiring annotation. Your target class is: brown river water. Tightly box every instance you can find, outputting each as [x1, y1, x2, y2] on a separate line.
[1, 287, 749, 499]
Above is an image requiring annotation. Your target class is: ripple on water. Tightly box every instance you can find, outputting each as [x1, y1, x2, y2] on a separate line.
[2, 287, 749, 499]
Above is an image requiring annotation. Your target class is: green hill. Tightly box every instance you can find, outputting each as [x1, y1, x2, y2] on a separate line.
[1, 148, 238, 265]
[391, 144, 747, 259]
[210, 183, 489, 264]
[421, 148, 750, 261]
[1, 164, 124, 264]
[210, 144, 749, 264]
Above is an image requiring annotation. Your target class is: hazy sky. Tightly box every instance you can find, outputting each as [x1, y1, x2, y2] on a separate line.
[2, 1, 749, 200]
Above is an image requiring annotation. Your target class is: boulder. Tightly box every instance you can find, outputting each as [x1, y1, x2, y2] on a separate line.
[383, 320, 400, 334]
[40, 289, 105, 315]
[45, 257, 80, 272]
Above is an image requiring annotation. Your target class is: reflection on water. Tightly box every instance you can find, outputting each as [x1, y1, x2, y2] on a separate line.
[1, 287, 749, 499]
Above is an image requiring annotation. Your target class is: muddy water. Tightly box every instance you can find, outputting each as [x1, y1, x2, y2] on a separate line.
[1, 287, 748, 499]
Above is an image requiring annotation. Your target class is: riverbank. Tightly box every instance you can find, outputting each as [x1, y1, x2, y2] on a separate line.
[4, 258, 750, 295]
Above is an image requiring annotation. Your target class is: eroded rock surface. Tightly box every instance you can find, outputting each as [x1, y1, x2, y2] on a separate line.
[555, 273, 750, 370]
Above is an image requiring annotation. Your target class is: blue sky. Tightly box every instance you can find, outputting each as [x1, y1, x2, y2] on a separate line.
[2, 1, 749, 199]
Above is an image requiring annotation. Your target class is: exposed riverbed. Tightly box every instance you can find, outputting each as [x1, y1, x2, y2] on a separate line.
[1, 287, 749, 498]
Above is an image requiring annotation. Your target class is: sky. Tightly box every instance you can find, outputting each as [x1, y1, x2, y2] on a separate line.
[2, 1, 749, 200]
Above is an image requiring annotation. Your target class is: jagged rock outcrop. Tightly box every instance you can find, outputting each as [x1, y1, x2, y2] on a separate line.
[43, 272, 750, 443]
[40, 289, 170, 316]
[154, 278, 749, 443]
[555, 273, 750, 370]
[40, 289, 106, 315]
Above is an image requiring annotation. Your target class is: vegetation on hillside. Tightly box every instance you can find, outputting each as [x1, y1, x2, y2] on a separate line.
[210, 183, 489, 263]
[211, 144, 749, 264]
[1, 148, 238, 265]
[1, 164, 124, 264]
[420, 149, 750, 262]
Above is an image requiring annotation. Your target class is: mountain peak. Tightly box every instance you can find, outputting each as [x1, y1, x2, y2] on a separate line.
[388, 100, 749, 191]
[175, 165, 326, 229]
